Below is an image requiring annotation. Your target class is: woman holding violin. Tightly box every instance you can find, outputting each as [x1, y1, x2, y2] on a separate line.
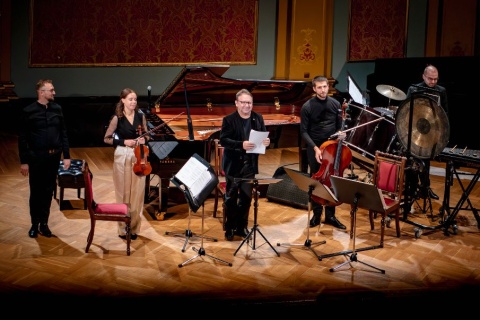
[300, 76, 347, 230]
[104, 88, 150, 240]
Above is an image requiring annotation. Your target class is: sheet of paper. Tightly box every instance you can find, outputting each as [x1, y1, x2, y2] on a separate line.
[175, 156, 212, 198]
[247, 129, 269, 154]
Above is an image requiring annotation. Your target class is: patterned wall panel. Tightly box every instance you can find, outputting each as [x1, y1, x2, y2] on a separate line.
[348, 0, 408, 61]
[29, 0, 258, 67]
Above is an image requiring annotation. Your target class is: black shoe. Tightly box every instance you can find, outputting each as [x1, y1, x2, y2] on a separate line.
[28, 224, 38, 238]
[225, 229, 234, 241]
[39, 223, 52, 237]
[324, 216, 346, 230]
[309, 215, 321, 227]
[428, 188, 439, 200]
[234, 228, 250, 238]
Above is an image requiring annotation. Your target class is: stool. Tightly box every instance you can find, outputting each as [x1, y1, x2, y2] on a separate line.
[54, 159, 87, 210]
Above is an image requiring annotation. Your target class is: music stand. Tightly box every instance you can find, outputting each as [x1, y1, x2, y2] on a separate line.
[165, 208, 217, 252]
[276, 168, 335, 260]
[171, 154, 232, 267]
[178, 203, 232, 267]
[233, 177, 282, 257]
[326, 175, 386, 273]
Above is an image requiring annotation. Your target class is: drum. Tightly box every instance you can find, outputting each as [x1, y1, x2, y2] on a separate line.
[374, 107, 395, 119]
[395, 94, 449, 159]
[344, 106, 399, 161]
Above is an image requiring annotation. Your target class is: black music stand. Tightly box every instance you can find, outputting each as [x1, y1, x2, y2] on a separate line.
[276, 168, 334, 260]
[233, 177, 282, 257]
[171, 154, 232, 267]
[326, 176, 386, 273]
[165, 207, 218, 252]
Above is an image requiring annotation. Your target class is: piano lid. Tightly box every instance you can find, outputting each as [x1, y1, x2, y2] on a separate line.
[153, 65, 313, 115]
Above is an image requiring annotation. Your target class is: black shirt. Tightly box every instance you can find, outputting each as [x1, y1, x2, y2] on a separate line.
[18, 101, 70, 164]
[300, 96, 342, 148]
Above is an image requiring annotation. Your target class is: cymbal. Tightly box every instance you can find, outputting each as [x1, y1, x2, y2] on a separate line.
[395, 95, 449, 159]
[376, 84, 407, 101]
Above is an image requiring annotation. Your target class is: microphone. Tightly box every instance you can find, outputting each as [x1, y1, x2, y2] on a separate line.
[147, 86, 152, 108]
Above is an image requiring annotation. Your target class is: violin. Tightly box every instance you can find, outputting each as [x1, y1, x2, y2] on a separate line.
[311, 100, 352, 206]
[131, 112, 184, 177]
[133, 125, 152, 177]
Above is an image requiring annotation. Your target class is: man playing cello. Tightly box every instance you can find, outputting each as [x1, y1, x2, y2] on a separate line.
[300, 76, 347, 230]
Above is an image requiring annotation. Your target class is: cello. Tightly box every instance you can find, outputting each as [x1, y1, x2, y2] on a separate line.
[311, 100, 352, 206]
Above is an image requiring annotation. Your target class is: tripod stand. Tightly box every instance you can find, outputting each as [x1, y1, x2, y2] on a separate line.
[276, 168, 334, 260]
[179, 204, 232, 267]
[171, 153, 231, 267]
[165, 207, 217, 252]
[233, 177, 281, 257]
[325, 176, 387, 273]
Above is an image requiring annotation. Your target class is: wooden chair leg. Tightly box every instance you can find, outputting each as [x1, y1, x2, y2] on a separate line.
[369, 210, 375, 230]
[394, 210, 401, 237]
[59, 187, 65, 210]
[85, 220, 95, 253]
[125, 222, 131, 256]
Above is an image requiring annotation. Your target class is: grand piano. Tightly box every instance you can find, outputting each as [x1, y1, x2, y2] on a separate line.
[144, 65, 314, 219]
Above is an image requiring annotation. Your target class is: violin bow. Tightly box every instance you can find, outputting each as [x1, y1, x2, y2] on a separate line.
[136, 112, 185, 140]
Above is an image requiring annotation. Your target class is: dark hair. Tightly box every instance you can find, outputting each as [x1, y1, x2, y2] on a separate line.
[312, 76, 328, 86]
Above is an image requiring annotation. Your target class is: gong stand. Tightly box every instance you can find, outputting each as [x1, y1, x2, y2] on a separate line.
[397, 89, 452, 236]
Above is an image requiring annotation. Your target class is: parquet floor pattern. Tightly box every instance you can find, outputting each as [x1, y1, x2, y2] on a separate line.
[1, 132, 479, 314]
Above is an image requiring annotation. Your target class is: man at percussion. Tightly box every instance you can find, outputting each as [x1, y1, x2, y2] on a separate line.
[406, 65, 449, 200]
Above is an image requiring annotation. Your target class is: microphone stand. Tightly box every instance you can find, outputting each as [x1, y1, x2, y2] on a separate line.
[183, 76, 195, 142]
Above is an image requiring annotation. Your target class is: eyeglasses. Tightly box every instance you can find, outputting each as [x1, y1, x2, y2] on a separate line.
[238, 100, 252, 105]
[41, 89, 55, 92]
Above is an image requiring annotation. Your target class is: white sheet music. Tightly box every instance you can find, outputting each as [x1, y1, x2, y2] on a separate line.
[247, 129, 269, 154]
[175, 156, 212, 198]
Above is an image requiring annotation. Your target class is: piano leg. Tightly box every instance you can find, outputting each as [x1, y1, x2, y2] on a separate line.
[144, 173, 167, 221]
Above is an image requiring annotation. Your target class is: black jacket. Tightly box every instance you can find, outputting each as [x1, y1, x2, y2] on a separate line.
[219, 110, 267, 177]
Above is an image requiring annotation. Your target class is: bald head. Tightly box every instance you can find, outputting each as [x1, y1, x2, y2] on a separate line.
[422, 65, 439, 87]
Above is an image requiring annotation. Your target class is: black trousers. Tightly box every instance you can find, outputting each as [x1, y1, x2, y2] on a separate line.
[224, 164, 255, 231]
[28, 152, 61, 225]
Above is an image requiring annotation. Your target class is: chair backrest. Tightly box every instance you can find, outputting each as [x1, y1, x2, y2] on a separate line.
[82, 161, 95, 213]
[213, 139, 225, 177]
[372, 151, 407, 200]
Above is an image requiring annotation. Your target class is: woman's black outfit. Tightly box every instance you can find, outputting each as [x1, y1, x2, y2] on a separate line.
[220, 110, 267, 240]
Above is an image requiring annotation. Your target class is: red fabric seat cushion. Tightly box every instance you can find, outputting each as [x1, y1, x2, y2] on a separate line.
[94, 203, 129, 216]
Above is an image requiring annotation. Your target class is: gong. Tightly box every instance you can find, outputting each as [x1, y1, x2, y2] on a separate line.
[395, 94, 449, 159]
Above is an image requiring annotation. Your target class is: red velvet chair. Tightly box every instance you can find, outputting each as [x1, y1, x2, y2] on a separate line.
[368, 151, 407, 238]
[83, 161, 132, 255]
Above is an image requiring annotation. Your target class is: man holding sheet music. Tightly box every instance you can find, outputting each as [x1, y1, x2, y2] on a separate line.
[220, 89, 270, 241]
